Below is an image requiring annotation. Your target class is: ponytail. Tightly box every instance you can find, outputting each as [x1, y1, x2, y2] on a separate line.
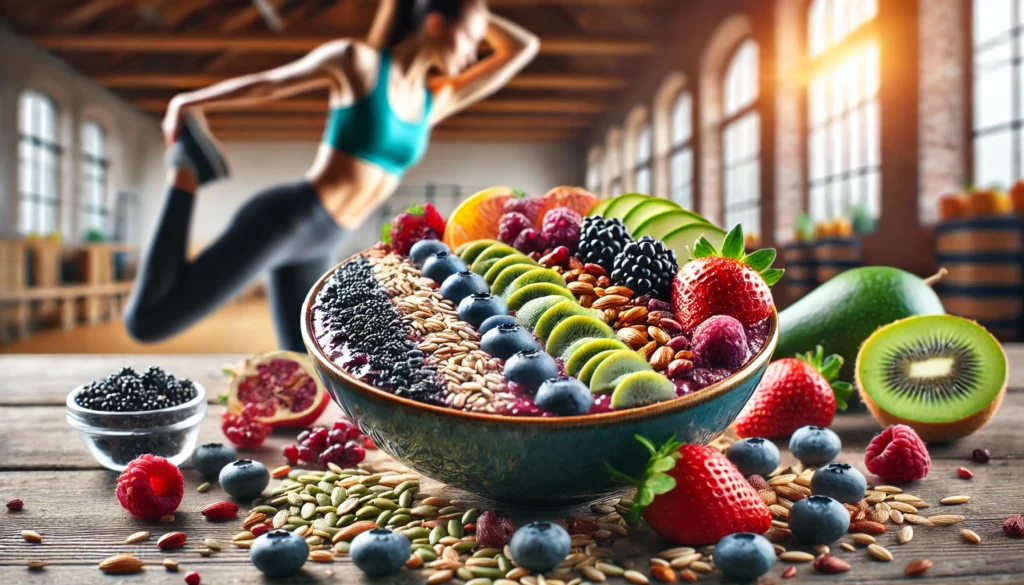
[385, 0, 470, 48]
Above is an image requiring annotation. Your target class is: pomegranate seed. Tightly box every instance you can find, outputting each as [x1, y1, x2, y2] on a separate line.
[6, 498, 24, 511]
[251, 524, 270, 537]
[184, 571, 201, 585]
[972, 448, 991, 463]
[957, 466, 974, 479]
[282, 444, 299, 463]
[782, 566, 797, 579]
[201, 501, 240, 521]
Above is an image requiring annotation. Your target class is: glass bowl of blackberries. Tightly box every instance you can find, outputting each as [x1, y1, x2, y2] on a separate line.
[65, 366, 207, 471]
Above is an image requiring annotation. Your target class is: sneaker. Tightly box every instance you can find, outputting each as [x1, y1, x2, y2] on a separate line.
[177, 111, 229, 185]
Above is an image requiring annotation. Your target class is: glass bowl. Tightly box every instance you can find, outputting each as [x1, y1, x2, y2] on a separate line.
[65, 383, 207, 472]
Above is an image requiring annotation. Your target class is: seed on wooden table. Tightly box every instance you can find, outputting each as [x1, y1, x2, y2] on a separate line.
[678, 569, 698, 582]
[197, 482, 211, 493]
[27, 560, 45, 570]
[888, 501, 919, 514]
[839, 543, 856, 552]
[813, 555, 851, 574]
[905, 558, 933, 576]
[850, 533, 875, 545]
[668, 553, 703, 568]
[891, 509, 904, 524]
[507, 567, 531, 580]
[958, 528, 981, 544]
[689, 561, 713, 574]
[159, 514, 175, 523]
[898, 526, 914, 544]
[98, 554, 144, 574]
[957, 467, 974, 479]
[867, 544, 893, 562]
[204, 538, 222, 551]
[940, 495, 971, 505]
[903, 514, 934, 527]
[21, 530, 42, 543]
[772, 544, 786, 555]
[162, 559, 179, 571]
[596, 562, 625, 576]
[428, 569, 455, 584]
[813, 544, 830, 555]
[658, 547, 697, 559]
[894, 494, 927, 504]
[779, 551, 815, 562]
[929, 514, 965, 526]
[579, 565, 606, 582]
[309, 550, 335, 562]
[623, 569, 649, 584]
[124, 531, 151, 544]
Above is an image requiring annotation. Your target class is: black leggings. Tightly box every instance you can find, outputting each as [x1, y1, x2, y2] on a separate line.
[124, 180, 345, 351]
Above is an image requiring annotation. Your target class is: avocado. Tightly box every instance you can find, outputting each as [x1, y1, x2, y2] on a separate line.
[776, 267, 945, 383]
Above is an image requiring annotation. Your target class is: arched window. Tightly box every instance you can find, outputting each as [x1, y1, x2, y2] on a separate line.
[634, 123, 652, 194]
[722, 40, 760, 234]
[18, 91, 61, 235]
[605, 128, 624, 197]
[807, 0, 879, 223]
[81, 121, 109, 235]
[670, 92, 694, 208]
[586, 147, 604, 193]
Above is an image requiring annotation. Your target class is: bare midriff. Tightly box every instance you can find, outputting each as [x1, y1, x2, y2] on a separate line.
[306, 143, 403, 231]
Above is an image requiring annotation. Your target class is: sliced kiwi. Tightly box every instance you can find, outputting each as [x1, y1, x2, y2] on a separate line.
[560, 337, 599, 362]
[483, 254, 537, 286]
[565, 338, 629, 377]
[534, 300, 604, 342]
[578, 350, 620, 386]
[503, 269, 568, 300]
[611, 371, 677, 409]
[471, 258, 501, 277]
[492, 264, 541, 297]
[855, 314, 1008, 442]
[590, 350, 653, 394]
[545, 316, 616, 360]
[506, 283, 574, 312]
[516, 295, 572, 330]
[473, 244, 519, 267]
[457, 239, 500, 264]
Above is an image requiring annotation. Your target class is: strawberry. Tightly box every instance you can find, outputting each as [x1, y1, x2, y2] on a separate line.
[736, 346, 853, 439]
[609, 435, 771, 546]
[671, 225, 782, 332]
[382, 203, 446, 256]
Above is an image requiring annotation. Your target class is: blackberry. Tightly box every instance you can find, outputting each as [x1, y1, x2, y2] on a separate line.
[75, 366, 198, 412]
[577, 217, 633, 273]
[610, 236, 678, 300]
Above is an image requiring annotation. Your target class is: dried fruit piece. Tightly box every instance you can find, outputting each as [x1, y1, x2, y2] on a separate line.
[650, 564, 676, 583]
[957, 467, 974, 479]
[813, 555, 850, 574]
[476, 511, 517, 548]
[848, 521, 887, 535]
[157, 532, 187, 550]
[184, 571, 202, 585]
[972, 448, 991, 463]
[6, 498, 24, 511]
[1004, 515, 1024, 538]
[782, 566, 798, 578]
[905, 558, 933, 576]
[201, 501, 240, 521]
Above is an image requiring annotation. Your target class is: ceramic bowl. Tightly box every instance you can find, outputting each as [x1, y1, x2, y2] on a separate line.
[302, 256, 778, 506]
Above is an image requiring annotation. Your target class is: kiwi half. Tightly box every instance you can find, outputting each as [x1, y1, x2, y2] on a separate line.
[473, 244, 519, 267]
[503, 268, 568, 300]
[457, 239, 500, 264]
[534, 300, 604, 342]
[516, 295, 571, 330]
[855, 314, 1007, 443]
[578, 350, 620, 385]
[545, 316, 615, 359]
[471, 258, 501, 277]
[611, 371, 676, 409]
[590, 350, 653, 394]
[483, 254, 537, 286]
[565, 338, 629, 377]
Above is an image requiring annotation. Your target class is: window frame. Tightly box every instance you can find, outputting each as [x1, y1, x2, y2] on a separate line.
[18, 90, 62, 236]
[633, 122, 653, 195]
[669, 91, 695, 208]
[720, 39, 761, 234]
[81, 120, 110, 235]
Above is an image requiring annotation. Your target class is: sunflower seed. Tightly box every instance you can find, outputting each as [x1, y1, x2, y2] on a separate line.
[940, 495, 971, 505]
[124, 531, 151, 544]
[779, 551, 815, 562]
[868, 544, 893, 562]
[961, 528, 981, 543]
[929, 514, 965, 526]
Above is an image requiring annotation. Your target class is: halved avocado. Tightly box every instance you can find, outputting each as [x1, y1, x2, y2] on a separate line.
[603, 194, 650, 219]
[622, 198, 681, 233]
[588, 198, 614, 217]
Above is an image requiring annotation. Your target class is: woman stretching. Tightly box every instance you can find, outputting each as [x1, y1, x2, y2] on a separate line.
[124, 0, 539, 351]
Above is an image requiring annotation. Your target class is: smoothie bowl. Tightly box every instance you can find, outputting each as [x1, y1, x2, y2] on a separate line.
[301, 189, 782, 505]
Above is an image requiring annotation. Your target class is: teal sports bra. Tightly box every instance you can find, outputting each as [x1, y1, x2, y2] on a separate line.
[322, 51, 433, 177]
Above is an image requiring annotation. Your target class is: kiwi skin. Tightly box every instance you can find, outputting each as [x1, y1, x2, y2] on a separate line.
[854, 316, 1008, 443]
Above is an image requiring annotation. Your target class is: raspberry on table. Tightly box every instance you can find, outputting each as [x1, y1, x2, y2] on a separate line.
[115, 454, 185, 519]
[864, 424, 930, 483]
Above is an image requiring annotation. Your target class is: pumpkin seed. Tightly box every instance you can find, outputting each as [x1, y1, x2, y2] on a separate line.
[403, 527, 431, 540]
[334, 540, 351, 554]
[287, 492, 304, 507]
[497, 555, 512, 573]
[448, 518, 465, 538]
[356, 506, 382, 520]
[412, 505, 439, 517]
[300, 502, 316, 520]
[196, 482, 211, 493]
[457, 567, 476, 581]
[467, 558, 499, 568]
[430, 526, 447, 545]
[471, 566, 506, 578]
[454, 541, 478, 552]
[399, 491, 414, 508]
[415, 548, 438, 562]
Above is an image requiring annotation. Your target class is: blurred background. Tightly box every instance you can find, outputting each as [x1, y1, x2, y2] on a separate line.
[0, 0, 1011, 354]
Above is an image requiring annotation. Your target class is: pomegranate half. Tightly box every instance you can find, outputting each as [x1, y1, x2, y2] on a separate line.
[226, 351, 330, 428]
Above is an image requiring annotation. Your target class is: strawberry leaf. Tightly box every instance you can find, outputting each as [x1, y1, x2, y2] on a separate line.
[652, 456, 676, 473]
[761, 268, 784, 286]
[647, 472, 676, 494]
[636, 434, 658, 456]
[692, 236, 716, 259]
[820, 354, 844, 381]
[381, 222, 393, 244]
[833, 381, 853, 411]
[406, 204, 425, 216]
[512, 189, 527, 199]
[607, 434, 685, 524]
[217, 394, 228, 406]
[721, 225, 745, 260]
[742, 248, 776, 272]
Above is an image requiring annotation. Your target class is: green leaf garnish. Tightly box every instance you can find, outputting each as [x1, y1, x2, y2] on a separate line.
[796, 346, 851, 411]
[406, 204, 425, 216]
[217, 394, 228, 406]
[606, 434, 685, 524]
[742, 249, 776, 272]
[692, 236, 716, 259]
[381, 222, 393, 244]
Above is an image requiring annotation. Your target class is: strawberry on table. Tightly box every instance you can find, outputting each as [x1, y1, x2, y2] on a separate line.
[736, 346, 854, 439]
[609, 435, 771, 546]
[671, 225, 783, 333]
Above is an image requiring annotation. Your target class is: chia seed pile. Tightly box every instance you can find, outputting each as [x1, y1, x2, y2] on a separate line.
[75, 366, 198, 411]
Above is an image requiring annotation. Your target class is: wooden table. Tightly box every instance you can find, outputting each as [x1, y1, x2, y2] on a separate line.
[2, 353, 1024, 584]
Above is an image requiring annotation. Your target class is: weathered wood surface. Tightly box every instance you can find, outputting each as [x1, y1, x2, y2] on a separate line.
[1, 354, 1024, 583]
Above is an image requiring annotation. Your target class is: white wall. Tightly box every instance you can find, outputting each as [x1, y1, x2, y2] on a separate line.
[0, 26, 165, 242]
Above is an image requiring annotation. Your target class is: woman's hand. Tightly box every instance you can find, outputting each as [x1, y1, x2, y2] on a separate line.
[162, 95, 189, 146]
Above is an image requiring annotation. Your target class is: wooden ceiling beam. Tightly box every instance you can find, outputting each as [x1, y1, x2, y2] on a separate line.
[134, 98, 605, 114]
[489, 0, 662, 4]
[210, 128, 582, 142]
[33, 34, 656, 56]
[205, 114, 593, 129]
[96, 72, 627, 91]
[55, 0, 132, 29]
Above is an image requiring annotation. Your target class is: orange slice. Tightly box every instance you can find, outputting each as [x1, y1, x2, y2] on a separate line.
[442, 186, 515, 249]
[536, 186, 601, 227]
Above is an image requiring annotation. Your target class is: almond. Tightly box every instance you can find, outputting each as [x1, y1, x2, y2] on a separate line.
[579, 295, 595, 308]
[867, 544, 893, 562]
[928, 514, 965, 526]
[779, 551, 815, 562]
[124, 531, 151, 544]
[592, 294, 630, 310]
[638, 341, 658, 361]
[99, 554, 144, 574]
[568, 281, 595, 296]
[774, 485, 806, 502]
[813, 555, 850, 574]
[898, 526, 914, 544]
[616, 327, 647, 349]
[961, 528, 981, 543]
[905, 558, 933, 577]
[332, 521, 379, 543]
[308, 550, 335, 563]
[649, 346, 674, 370]
[650, 564, 676, 583]
[617, 306, 648, 325]
[605, 285, 634, 297]
[583, 263, 606, 276]
[848, 521, 887, 534]
[648, 326, 671, 345]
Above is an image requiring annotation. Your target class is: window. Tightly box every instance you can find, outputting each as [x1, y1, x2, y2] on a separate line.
[670, 92, 694, 208]
[586, 147, 603, 193]
[722, 40, 760, 234]
[807, 0, 880, 223]
[18, 91, 61, 235]
[633, 123, 652, 194]
[81, 121, 109, 235]
[606, 130, 623, 197]
[972, 0, 1024, 187]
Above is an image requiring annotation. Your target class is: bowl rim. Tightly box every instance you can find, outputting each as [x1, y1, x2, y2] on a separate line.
[301, 251, 778, 428]
[66, 380, 207, 419]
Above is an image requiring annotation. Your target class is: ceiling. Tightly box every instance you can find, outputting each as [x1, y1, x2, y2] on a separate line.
[3, 0, 681, 142]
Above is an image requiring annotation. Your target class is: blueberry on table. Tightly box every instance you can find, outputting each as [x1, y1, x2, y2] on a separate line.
[250, 530, 309, 578]
[535, 377, 593, 416]
[726, 437, 780, 477]
[409, 239, 450, 267]
[504, 349, 560, 393]
[788, 495, 850, 545]
[350, 529, 412, 576]
[218, 459, 270, 501]
[440, 270, 489, 304]
[509, 521, 571, 572]
[422, 252, 468, 284]
[714, 533, 775, 582]
[789, 425, 842, 466]
[481, 323, 540, 360]
[810, 462, 867, 504]
[479, 314, 520, 336]
[458, 293, 509, 329]
[191, 443, 237, 481]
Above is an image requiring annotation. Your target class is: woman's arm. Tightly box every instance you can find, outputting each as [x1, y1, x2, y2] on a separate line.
[429, 15, 539, 124]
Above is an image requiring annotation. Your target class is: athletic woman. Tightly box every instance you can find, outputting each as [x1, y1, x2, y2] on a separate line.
[124, 0, 539, 351]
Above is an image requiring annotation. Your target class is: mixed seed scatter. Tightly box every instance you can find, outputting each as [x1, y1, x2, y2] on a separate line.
[75, 366, 198, 411]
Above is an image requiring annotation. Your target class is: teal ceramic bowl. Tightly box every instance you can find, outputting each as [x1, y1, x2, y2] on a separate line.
[302, 257, 778, 506]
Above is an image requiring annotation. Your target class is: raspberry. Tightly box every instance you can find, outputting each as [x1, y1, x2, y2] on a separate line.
[540, 207, 581, 252]
[691, 315, 748, 369]
[503, 194, 540, 221]
[115, 454, 185, 519]
[864, 425, 930, 482]
[513, 228, 547, 254]
[221, 411, 270, 448]
[498, 212, 533, 246]
[386, 204, 446, 256]
[184, 571, 201, 585]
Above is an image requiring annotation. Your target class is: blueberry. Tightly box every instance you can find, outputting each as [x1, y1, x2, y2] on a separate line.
[713, 533, 775, 582]
[191, 442, 237, 481]
[409, 239, 450, 267]
[788, 495, 850, 545]
[219, 459, 270, 501]
[422, 251, 468, 284]
[810, 462, 867, 504]
[726, 438, 781, 477]
[251, 529, 309, 577]
[479, 314, 520, 336]
[440, 270, 489, 304]
[789, 425, 842, 466]
[509, 521, 571, 572]
[535, 376, 593, 416]
[481, 323, 539, 360]
[350, 529, 412, 576]
[458, 293, 508, 329]
[505, 349, 561, 392]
